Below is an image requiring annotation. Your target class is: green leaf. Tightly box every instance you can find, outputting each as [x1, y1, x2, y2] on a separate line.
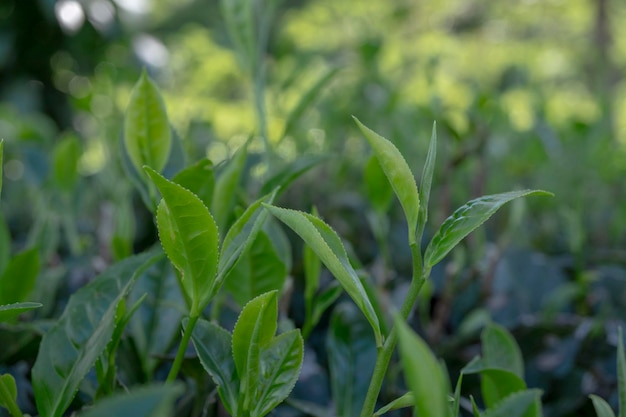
[310, 284, 342, 329]
[0, 301, 42, 323]
[145, 167, 219, 316]
[32, 252, 159, 417]
[354, 117, 420, 245]
[303, 210, 321, 329]
[0, 373, 19, 416]
[482, 389, 542, 417]
[172, 158, 215, 209]
[364, 155, 394, 213]
[260, 155, 326, 196]
[217, 190, 276, 288]
[124, 70, 172, 174]
[212, 145, 247, 236]
[618, 327, 626, 417]
[191, 318, 239, 415]
[78, 384, 183, 417]
[417, 122, 437, 240]
[462, 357, 527, 409]
[590, 395, 617, 417]
[374, 392, 415, 416]
[327, 303, 377, 417]
[424, 190, 553, 267]
[224, 231, 287, 306]
[253, 329, 304, 417]
[0, 214, 11, 279]
[52, 134, 81, 192]
[264, 205, 382, 346]
[394, 314, 450, 417]
[0, 139, 3, 198]
[482, 323, 524, 378]
[453, 372, 464, 417]
[232, 290, 278, 413]
[0, 247, 40, 305]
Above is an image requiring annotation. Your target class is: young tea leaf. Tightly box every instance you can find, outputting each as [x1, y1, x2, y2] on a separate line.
[0, 373, 18, 416]
[354, 117, 420, 245]
[0, 247, 40, 305]
[364, 155, 393, 214]
[394, 314, 450, 417]
[424, 190, 552, 267]
[212, 145, 247, 236]
[0, 302, 43, 323]
[191, 319, 239, 416]
[482, 323, 524, 378]
[32, 252, 159, 417]
[124, 70, 172, 174]
[590, 394, 617, 417]
[253, 329, 304, 417]
[145, 167, 219, 316]
[264, 205, 382, 346]
[78, 384, 183, 417]
[172, 158, 215, 209]
[417, 122, 437, 240]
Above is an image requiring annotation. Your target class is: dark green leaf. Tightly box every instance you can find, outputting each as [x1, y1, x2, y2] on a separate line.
[264, 205, 382, 346]
[32, 252, 159, 417]
[145, 167, 219, 316]
[590, 394, 616, 417]
[417, 122, 437, 240]
[212, 145, 247, 236]
[0, 247, 40, 305]
[374, 392, 414, 416]
[394, 314, 450, 417]
[482, 389, 542, 417]
[224, 231, 287, 306]
[172, 158, 214, 209]
[354, 118, 420, 245]
[309, 284, 342, 335]
[253, 329, 303, 417]
[0, 302, 42, 323]
[327, 303, 377, 417]
[191, 318, 239, 415]
[0, 139, 3, 198]
[124, 70, 172, 174]
[425, 190, 553, 267]
[52, 134, 81, 192]
[481, 369, 527, 409]
[79, 384, 183, 417]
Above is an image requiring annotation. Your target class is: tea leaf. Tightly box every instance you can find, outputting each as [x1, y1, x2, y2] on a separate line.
[327, 303, 377, 417]
[264, 205, 382, 346]
[78, 384, 183, 417]
[303, 207, 321, 333]
[0, 302, 42, 323]
[232, 290, 278, 412]
[373, 392, 414, 416]
[354, 117, 420, 245]
[212, 145, 247, 236]
[590, 395, 616, 417]
[32, 251, 159, 417]
[417, 122, 437, 240]
[618, 327, 626, 417]
[0, 247, 40, 305]
[191, 318, 239, 415]
[394, 314, 449, 417]
[0, 373, 20, 417]
[253, 329, 303, 417]
[482, 323, 524, 378]
[52, 134, 81, 192]
[124, 70, 172, 174]
[172, 158, 215, 209]
[0, 214, 9, 276]
[425, 190, 553, 267]
[145, 167, 219, 316]
[481, 369, 527, 408]
[453, 373, 464, 417]
[482, 389, 542, 417]
[310, 284, 342, 329]
[364, 155, 393, 214]
[0, 139, 3, 198]
[224, 231, 287, 307]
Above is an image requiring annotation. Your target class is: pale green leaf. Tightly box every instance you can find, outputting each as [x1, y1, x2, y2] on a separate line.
[212, 145, 247, 236]
[394, 314, 450, 417]
[253, 329, 303, 417]
[373, 392, 414, 416]
[191, 318, 239, 415]
[172, 158, 214, 209]
[145, 167, 219, 316]
[32, 252, 159, 417]
[124, 70, 172, 174]
[0, 247, 40, 305]
[224, 231, 287, 306]
[79, 384, 183, 417]
[590, 394, 617, 417]
[354, 117, 420, 245]
[425, 190, 553, 267]
[264, 205, 382, 346]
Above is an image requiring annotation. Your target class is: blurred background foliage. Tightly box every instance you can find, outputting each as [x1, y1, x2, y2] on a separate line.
[2, 0, 626, 416]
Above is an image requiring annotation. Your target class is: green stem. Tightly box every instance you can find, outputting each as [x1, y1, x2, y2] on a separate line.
[359, 243, 430, 417]
[166, 314, 200, 383]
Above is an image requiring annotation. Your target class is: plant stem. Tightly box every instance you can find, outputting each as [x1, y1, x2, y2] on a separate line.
[359, 243, 430, 417]
[166, 314, 200, 383]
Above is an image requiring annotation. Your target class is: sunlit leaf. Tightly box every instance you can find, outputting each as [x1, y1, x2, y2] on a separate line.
[0, 247, 40, 305]
[124, 70, 172, 174]
[354, 117, 420, 245]
[32, 252, 159, 417]
[145, 167, 219, 316]
[590, 394, 617, 417]
[191, 318, 239, 415]
[425, 190, 553, 267]
[78, 384, 183, 417]
[172, 158, 214, 209]
[394, 314, 450, 417]
[264, 205, 382, 346]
